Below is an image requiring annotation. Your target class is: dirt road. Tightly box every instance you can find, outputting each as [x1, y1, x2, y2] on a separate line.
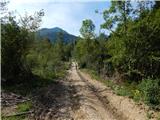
[31, 62, 115, 120]
[31, 62, 151, 120]
[2, 62, 158, 120]
[68, 63, 117, 120]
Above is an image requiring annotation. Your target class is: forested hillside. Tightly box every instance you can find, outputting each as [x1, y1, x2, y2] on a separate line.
[37, 27, 77, 43]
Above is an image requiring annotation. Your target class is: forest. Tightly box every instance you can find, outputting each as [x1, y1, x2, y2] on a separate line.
[74, 1, 160, 107]
[1, 0, 160, 120]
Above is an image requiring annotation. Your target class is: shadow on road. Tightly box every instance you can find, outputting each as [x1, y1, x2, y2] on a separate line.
[31, 80, 81, 120]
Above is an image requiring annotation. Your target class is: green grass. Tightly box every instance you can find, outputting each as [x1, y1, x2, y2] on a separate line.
[17, 101, 32, 112]
[2, 102, 32, 120]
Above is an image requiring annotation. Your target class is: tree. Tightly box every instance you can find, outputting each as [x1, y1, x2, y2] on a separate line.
[19, 9, 44, 32]
[1, 9, 44, 83]
[99, 1, 160, 81]
[54, 32, 65, 61]
[154, 1, 160, 9]
[101, 0, 132, 35]
[0, 1, 12, 23]
[80, 19, 95, 39]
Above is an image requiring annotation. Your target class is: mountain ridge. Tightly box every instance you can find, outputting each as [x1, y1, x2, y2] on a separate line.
[37, 27, 77, 43]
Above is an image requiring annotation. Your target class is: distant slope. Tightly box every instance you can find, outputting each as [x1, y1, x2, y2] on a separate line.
[37, 27, 77, 43]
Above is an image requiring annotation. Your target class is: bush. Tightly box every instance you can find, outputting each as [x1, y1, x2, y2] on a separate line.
[138, 78, 160, 106]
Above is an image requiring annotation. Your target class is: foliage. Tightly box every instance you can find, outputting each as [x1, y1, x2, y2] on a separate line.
[19, 9, 44, 32]
[74, 33, 110, 75]
[80, 19, 95, 39]
[101, 1, 132, 34]
[1, 18, 31, 82]
[26, 35, 72, 79]
[102, 1, 160, 80]
[1, 5, 45, 84]
[1, 5, 72, 84]
[138, 78, 160, 106]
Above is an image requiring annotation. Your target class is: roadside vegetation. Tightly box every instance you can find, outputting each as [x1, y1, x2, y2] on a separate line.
[1, 1, 73, 119]
[1, 1, 73, 90]
[82, 69, 160, 110]
[74, 1, 160, 110]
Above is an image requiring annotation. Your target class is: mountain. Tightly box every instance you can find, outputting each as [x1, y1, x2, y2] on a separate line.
[37, 27, 77, 43]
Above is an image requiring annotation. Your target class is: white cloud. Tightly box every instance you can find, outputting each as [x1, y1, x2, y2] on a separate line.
[9, 0, 108, 4]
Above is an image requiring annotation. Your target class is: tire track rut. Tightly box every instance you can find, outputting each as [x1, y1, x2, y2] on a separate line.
[77, 70, 127, 120]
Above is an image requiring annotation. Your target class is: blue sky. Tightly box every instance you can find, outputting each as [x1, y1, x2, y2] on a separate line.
[8, 0, 110, 36]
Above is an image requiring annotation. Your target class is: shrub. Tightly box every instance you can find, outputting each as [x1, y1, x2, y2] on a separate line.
[138, 78, 160, 106]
